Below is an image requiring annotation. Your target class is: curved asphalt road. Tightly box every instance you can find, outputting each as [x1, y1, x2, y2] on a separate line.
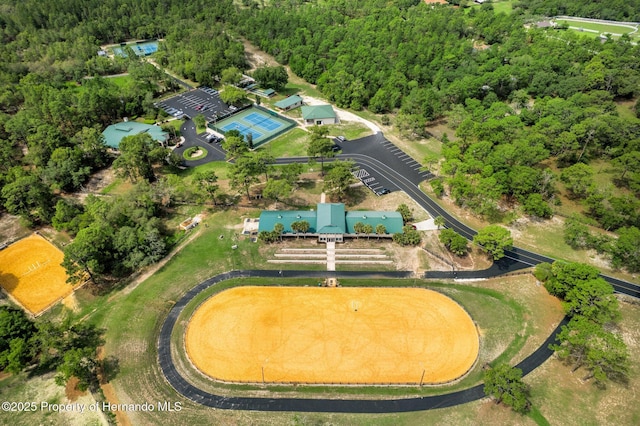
[274, 151, 640, 298]
[159, 270, 569, 412]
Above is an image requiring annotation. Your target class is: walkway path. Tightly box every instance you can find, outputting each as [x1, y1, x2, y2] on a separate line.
[326, 242, 336, 271]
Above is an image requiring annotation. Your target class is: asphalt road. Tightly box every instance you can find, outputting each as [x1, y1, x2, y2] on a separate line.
[158, 270, 568, 412]
[173, 119, 226, 165]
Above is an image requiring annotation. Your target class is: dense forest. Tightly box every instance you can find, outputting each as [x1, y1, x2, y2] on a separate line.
[0, 0, 639, 276]
[516, 0, 640, 22]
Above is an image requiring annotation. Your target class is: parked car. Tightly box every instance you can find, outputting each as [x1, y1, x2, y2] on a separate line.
[335, 135, 346, 143]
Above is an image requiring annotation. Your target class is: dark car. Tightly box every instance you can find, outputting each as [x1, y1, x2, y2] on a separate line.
[377, 188, 391, 195]
[331, 144, 341, 152]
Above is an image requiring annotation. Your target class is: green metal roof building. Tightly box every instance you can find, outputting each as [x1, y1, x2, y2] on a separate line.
[274, 95, 303, 111]
[102, 121, 169, 149]
[345, 211, 404, 234]
[301, 105, 338, 125]
[258, 203, 403, 242]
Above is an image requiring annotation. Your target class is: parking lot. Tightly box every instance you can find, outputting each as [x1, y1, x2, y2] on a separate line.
[155, 87, 237, 122]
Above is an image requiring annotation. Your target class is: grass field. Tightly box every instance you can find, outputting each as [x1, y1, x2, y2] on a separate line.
[0, 234, 74, 315]
[555, 18, 640, 41]
[555, 19, 638, 35]
[186, 286, 479, 385]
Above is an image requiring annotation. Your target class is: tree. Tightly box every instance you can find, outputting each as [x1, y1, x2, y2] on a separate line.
[560, 163, 594, 199]
[193, 113, 206, 130]
[307, 126, 334, 175]
[219, 85, 246, 106]
[253, 150, 275, 181]
[220, 67, 242, 85]
[612, 151, 640, 181]
[55, 347, 98, 392]
[43, 146, 91, 191]
[263, 179, 292, 207]
[1, 172, 53, 225]
[353, 222, 365, 238]
[552, 316, 629, 385]
[194, 170, 219, 205]
[229, 157, 260, 200]
[439, 228, 468, 256]
[473, 225, 513, 260]
[396, 204, 413, 224]
[392, 225, 422, 246]
[610, 226, 640, 272]
[278, 162, 304, 187]
[52, 199, 88, 236]
[483, 364, 530, 414]
[375, 224, 387, 239]
[363, 223, 374, 239]
[522, 193, 553, 219]
[430, 178, 445, 197]
[273, 223, 284, 242]
[563, 215, 592, 249]
[71, 126, 109, 169]
[545, 261, 601, 299]
[112, 133, 162, 182]
[61, 223, 114, 284]
[563, 278, 620, 324]
[434, 216, 445, 229]
[252, 66, 288, 91]
[222, 134, 248, 160]
[0, 307, 36, 373]
[323, 160, 355, 200]
[290, 220, 310, 238]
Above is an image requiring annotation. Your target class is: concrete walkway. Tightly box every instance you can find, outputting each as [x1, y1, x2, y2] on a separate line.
[326, 242, 336, 271]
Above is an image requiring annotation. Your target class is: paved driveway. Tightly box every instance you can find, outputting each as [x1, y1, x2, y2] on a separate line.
[173, 119, 226, 165]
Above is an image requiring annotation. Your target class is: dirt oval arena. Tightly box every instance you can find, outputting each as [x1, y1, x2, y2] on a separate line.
[185, 286, 479, 385]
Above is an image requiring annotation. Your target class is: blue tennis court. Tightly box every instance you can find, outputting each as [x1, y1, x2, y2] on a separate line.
[210, 106, 296, 148]
[113, 41, 159, 57]
[220, 123, 264, 140]
[243, 112, 283, 131]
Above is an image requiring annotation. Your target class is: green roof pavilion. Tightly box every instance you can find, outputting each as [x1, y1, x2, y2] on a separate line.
[102, 121, 168, 149]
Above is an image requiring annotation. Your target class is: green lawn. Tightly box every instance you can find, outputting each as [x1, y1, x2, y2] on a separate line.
[555, 19, 637, 35]
[260, 127, 309, 157]
[107, 74, 133, 89]
[491, 0, 513, 14]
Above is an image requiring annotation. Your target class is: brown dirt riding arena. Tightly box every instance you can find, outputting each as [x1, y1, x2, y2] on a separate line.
[0, 234, 72, 315]
[186, 286, 479, 385]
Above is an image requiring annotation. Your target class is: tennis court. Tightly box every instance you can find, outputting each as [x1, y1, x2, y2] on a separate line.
[210, 106, 296, 148]
[113, 41, 158, 57]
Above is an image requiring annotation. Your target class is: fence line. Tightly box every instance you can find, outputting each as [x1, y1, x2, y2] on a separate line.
[420, 246, 456, 271]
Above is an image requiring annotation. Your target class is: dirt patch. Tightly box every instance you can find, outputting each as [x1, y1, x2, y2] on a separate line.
[64, 377, 86, 401]
[422, 230, 493, 271]
[61, 293, 80, 313]
[189, 148, 203, 158]
[97, 346, 132, 426]
[243, 37, 280, 71]
[0, 214, 30, 245]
